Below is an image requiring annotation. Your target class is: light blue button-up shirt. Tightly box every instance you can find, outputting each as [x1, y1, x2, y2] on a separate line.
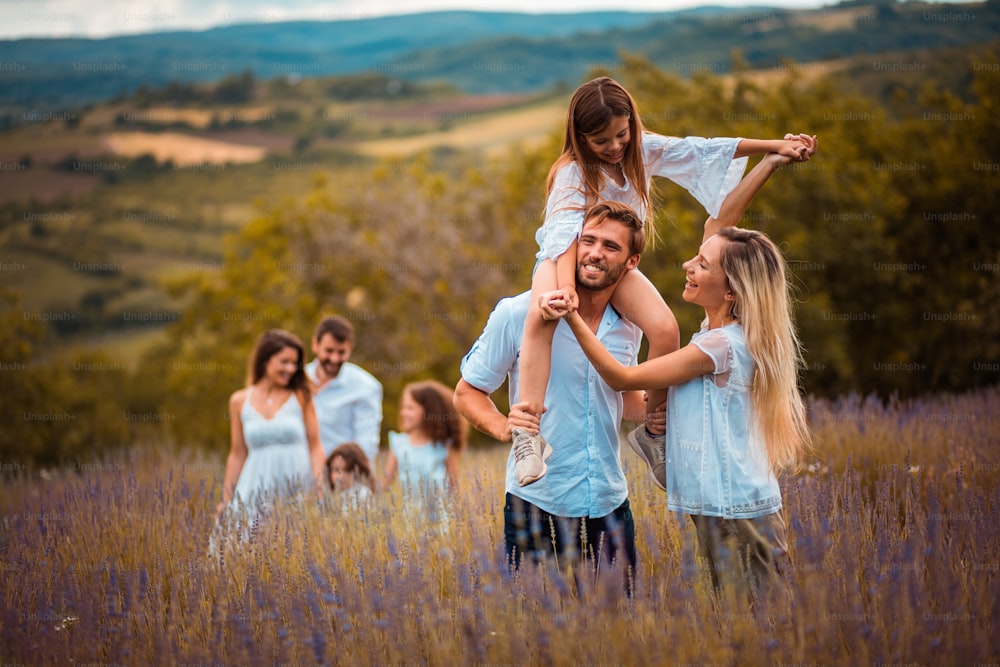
[305, 360, 383, 462]
[460, 291, 641, 518]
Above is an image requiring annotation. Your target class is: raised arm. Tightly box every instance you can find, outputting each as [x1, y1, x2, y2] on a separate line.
[704, 135, 817, 241]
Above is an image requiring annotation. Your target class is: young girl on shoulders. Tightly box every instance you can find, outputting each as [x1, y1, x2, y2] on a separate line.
[513, 76, 814, 486]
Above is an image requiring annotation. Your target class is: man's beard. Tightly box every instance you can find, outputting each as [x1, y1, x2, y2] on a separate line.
[320, 360, 343, 377]
[576, 261, 627, 291]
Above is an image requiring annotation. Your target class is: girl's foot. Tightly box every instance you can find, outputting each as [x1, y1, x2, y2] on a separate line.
[512, 429, 553, 486]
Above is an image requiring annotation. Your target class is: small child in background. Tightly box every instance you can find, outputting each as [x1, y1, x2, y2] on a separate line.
[382, 380, 466, 498]
[326, 442, 375, 508]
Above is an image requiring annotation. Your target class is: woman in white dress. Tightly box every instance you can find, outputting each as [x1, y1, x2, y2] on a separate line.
[217, 329, 325, 520]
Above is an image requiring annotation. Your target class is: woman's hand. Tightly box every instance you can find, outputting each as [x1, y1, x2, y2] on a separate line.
[781, 132, 818, 161]
[538, 289, 573, 320]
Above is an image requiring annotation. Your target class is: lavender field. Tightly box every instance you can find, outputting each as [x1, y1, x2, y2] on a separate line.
[2, 388, 998, 666]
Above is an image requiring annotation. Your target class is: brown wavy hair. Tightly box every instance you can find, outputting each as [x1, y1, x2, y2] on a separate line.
[326, 442, 374, 492]
[546, 77, 656, 245]
[246, 329, 310, 407]
[402, 380, 468, 451]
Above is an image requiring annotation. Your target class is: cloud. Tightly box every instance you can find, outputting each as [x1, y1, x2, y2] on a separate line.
[1, 0, 828, 40]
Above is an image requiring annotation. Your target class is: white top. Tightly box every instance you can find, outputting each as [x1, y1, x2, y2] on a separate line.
[665, 324, 781, 519]
[388, 431, 450, 497]
[233, 387, 313, 508]
[305, 360, 383, 462]
[536, 132, 747, 260]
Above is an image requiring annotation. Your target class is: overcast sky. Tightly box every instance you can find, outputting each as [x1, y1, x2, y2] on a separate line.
[1, 0, 838, 39]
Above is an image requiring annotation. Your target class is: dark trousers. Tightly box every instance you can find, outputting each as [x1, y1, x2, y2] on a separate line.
[503, 493, 636, 594]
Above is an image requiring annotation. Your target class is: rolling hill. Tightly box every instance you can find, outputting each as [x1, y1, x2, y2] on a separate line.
[2, 1, 996, 118]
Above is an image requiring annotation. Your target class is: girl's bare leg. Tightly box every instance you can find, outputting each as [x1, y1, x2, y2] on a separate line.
[513, 259, 557, 485]
[519, 260, 558, 420]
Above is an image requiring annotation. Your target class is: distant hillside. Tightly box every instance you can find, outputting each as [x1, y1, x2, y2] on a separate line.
[1, 2, 996, 116]
[397, 1, 1000, 92]
[0, 10, 667, 115]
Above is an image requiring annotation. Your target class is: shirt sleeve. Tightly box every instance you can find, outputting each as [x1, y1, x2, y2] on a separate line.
[460, 298, 519, 394]
[642, 133, 748, 219]
[692, 329, 732, 376]
[353, 377, 383, 463]
[535, 162, 588, 261]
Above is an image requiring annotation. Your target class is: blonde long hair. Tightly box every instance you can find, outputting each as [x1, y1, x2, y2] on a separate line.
[545, 77, 657, 246]
[717, 227, 810, 472]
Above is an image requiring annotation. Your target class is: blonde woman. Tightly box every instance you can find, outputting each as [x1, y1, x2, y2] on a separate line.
[551, 147, 814, 594]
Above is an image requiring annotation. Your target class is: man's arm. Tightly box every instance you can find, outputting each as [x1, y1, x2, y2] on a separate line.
[453, 380, 511, 442]
[453, 379, 543, 443]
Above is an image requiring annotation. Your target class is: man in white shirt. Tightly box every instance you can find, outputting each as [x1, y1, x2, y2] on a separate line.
[305, 316, 383, 466]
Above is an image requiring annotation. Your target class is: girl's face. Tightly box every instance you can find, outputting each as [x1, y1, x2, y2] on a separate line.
[682, 234, 732, 309]
[329, 455, 354, 490]
[265, 346, 299, 387]
[583, 114, 631, 165]
[398, 390, 426, 434]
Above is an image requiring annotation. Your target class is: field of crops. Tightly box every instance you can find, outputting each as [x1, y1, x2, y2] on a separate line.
[2, 388, 997, 665]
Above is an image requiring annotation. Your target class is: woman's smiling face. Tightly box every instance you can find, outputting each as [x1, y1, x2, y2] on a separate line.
[682, 234, 731, 309]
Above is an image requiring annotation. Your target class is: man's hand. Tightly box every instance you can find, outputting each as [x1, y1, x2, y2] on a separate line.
[508, 401, 542, 436]
[645, 399, 666, 436]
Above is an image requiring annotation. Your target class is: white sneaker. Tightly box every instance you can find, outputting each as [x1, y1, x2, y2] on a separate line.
[512, 428, 552, 486]
[627, 425, 666, 491]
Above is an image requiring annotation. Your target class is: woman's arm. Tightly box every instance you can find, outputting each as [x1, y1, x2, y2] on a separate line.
[302, 397, 326, 490]
[217, 391, 249, 516]
[564, 311, 715, 391]
[704, 136, 817, 241]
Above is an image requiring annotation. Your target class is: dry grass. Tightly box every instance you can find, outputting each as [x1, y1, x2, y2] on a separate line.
[103, 132, 268, 166]
[352, 98, 564, 158]
[1, 387, 998, 664]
